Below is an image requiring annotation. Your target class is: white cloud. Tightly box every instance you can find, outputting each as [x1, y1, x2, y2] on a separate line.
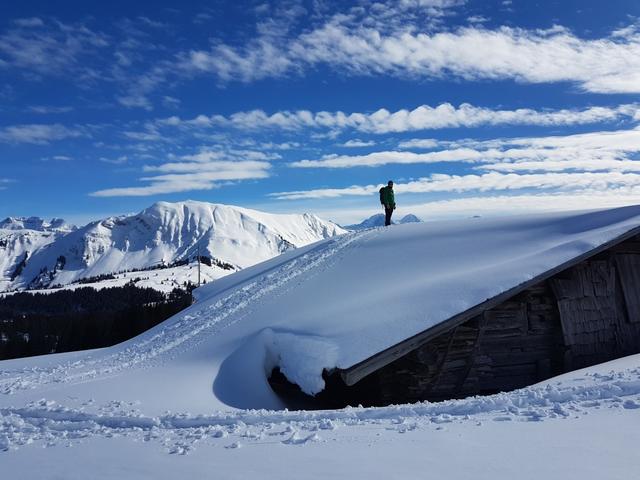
[467, 15, 488, 24]
[480, 159, 640, 173]
[258, 141, 300, 150]
[91, 149, 272, 197]
[404, 192, 640, 220]
[118, 94, 154, 110]
[27, 105, 74, 114]
[158, 103, 639, 135]
[400, 0, 466, 10]
[13, 18, 44, 28]
[290, 126, 640, 169]
[340, 139, 376, 147]
[186, 38, 295, 83]
[273, 126, 640, 202]
[271, 171, 640, 200]
[183, 14, 640, 93]
[0, 21, 109, 78]
[99, 156, 128, 165]
[0, 124, 85, 144]
[161, 95, 181, 108]
[292, 149, 487, 168]
[398, 138, 439, 149]
[123, 130, 164, 142]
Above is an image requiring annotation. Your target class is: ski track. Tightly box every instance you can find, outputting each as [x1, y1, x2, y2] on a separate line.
[1, 366, 639, 454]
[0, 229, 371, 395]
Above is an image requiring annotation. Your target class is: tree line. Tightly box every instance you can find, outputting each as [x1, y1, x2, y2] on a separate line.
[0, 284, 193, 360]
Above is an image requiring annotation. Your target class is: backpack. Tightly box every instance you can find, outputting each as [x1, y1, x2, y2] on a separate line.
[379, 186, 385, 204]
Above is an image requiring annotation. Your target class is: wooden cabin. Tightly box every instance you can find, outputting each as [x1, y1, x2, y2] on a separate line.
[271, 227, 640, 408]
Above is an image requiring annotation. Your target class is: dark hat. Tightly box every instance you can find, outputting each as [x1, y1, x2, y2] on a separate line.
[388, 180, 394, 186]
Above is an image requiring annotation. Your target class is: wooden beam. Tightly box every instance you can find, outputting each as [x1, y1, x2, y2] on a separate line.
[340, 225, 640, 386]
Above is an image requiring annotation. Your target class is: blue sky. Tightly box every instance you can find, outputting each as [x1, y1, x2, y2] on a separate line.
[1, 0, 639, 225]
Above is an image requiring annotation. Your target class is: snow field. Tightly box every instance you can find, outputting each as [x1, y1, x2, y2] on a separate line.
[2, 262, 230, 296]
[1, 356, 639, 456]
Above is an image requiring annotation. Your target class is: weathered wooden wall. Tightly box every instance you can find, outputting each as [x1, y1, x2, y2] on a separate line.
[313, 234, 640, 408]
[373, 282, 565, 405]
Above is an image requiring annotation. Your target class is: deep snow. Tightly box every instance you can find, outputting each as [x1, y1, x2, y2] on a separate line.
[1, 354, 639, 479]
[1, 206, 640, 478]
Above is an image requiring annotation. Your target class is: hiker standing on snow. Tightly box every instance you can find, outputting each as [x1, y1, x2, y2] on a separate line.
[379, 180, 396, 226]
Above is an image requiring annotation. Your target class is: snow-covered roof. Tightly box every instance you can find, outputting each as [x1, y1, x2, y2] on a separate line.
[192, 205, 640, 399]
[3, 206, 640, 413]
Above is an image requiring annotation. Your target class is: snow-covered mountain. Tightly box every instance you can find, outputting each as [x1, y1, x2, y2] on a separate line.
[398, 213, 421, 224]
[0, 216, 76, 233]
[2, 201, 346, 291]
[0, 217, 77, 292]
[344, 213, 422, 230]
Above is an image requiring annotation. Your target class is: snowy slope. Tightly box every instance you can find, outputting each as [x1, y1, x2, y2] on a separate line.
[4, 201, 346, 291]
[8, 263, 224, 295]
[1, 206, 640, 478]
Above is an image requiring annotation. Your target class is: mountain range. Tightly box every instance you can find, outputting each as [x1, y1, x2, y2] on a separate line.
[0, 201, 346, 292]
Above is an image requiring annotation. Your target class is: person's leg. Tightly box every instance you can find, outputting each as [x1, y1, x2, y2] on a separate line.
[385, 207, 392, 226]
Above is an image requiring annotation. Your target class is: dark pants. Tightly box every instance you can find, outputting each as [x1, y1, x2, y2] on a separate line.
[385, 207, 394, 226]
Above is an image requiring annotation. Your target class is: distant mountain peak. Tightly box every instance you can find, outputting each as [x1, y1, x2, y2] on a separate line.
[0, 216, 76, 233]
[344, 213, 422, 230]
[399, 214, 421, 224]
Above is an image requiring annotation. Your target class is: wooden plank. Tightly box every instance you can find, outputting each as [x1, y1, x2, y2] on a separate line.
[483, 303, 527, 334]
[610, 241, 640, 254]
[614, 254, 640, 323]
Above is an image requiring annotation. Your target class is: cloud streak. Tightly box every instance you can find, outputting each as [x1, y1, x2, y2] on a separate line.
[290, 127, 640, 169]
[0, 124, 86, 144]
[0, 20, 109, 78]
[184, 15, 640, 93]
[272, 126, 640, 202]
[271, 171, 640, 200]
[154, 103, 639, 135]
[90, 149, 272, 197]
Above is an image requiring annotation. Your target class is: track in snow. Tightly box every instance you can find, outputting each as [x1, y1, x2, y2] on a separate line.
[0, 229, 371, 395]
[1, 363, 639, 454]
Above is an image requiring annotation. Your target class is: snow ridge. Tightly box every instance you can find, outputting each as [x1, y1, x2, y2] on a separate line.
[1, 361, 639, 454]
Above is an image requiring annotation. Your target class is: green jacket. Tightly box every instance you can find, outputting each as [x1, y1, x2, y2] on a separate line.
[380, 186, 395, 208]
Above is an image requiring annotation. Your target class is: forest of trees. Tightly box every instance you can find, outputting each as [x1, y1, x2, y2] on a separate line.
[0, 284, 193, 360]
